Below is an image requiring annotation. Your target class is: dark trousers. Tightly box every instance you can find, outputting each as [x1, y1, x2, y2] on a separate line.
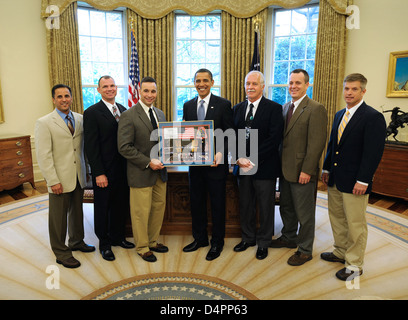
[48, 180, 84, 260]
[279, 176, 316, 255]
[237, 176, 276, 248]
[188, 167, 226, 247]
[93, 175, 129, 251]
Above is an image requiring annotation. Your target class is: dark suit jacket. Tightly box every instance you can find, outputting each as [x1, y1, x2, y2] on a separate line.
[183, 93, 233, 179]
[233, 96, 284, 180]
[83, 100, 127, 181]
[118, 103, 167, 188]
[323, 102, 386, 194]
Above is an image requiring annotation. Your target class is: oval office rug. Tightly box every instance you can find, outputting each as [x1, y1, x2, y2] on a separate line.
[81, 272, 259, 300]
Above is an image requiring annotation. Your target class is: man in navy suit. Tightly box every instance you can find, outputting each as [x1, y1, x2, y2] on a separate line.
[232, 71, 283, 260]
[84, 76, 134, 261]
[321, 73, 386, 281]
[182, 68, 233, 261]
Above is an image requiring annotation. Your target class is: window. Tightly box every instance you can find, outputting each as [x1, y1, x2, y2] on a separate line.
[174, 14, 221, 121]
[77, 6, 128, 110]
[267, 4, 319, 105]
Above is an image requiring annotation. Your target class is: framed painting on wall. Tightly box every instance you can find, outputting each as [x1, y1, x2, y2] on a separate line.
[387, 50, 408, 97]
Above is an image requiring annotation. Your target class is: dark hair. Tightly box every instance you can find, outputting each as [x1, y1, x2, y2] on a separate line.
[52, 84, 72, 98]
[140, 76, 157, 86]
[98, 75, 115, 87]
[194, 68, 213, 81]
[290, 69, 309, 83]
[344, 73, 367, 90]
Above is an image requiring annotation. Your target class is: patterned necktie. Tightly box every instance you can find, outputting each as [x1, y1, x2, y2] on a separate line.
[149, 107, 158, 130]
[66, 115, 74, 136]
[197, 100, 205, 120]
[338, 110, 350, 143]
[112, 105, 120, 122]
[286, 103, 295, 127]
[245, 103, 254, 127]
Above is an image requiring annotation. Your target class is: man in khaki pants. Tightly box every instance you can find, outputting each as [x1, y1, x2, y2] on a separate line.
[321, 73, 386, 281]
[118, 77, 168, 263]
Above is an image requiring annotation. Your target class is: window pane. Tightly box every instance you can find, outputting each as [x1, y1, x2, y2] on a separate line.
[82, 87, 96, 110]
[274, 37, 290, 61]
[80, 61, 93, 84]
[206, 16, 220, 39]
[106, 12, 122, 38]
[78, 9, 90, 36]
[176, 16, 190, 39]
[308, 7, 319, 33]
[275, 10, 291, 36]
[305, 60, 315, 83]
[274, 61, 289, 85]
[191, 16, 206, 39]
[177, 40, 191, 63]
[79, 36, 92, 61]
[206, 41, 220, 63]
[176, 64, 191, 85]
[191, 41, 206, 62]
[108, 63, 125, 84]
[90, 11, 106, 37]
[290, 60, 305, 72]
[93, 62, 108, 84]
[270, 87, 289, 105]
[291, 8, 308, 35]
[92, 37, 107, 62]
[107, 38, 123, 62]
[290, 36, 306, 60]
[306, 35, 317, 60]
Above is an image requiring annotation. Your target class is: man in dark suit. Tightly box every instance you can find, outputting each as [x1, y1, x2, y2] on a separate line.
[182, 68, 233, 261]
[118, 77, 168, 263]
[321, 73, 386, 281]
[270, 69, 327, 266]
[84, 76, 134, 262]
[232, 71, 283, 260]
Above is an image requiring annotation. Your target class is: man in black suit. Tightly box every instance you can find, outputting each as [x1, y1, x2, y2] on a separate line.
[182, 68, 233, 261]
[232, 71, 283, 260]
[321, 73, 386, 281]
[84, 75, 134, 261]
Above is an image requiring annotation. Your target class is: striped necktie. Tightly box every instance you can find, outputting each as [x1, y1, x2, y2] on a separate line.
[197, 100, 205, 120]
[66, 115, 74, 136]
[112, 105, 120, 122]
[337, 110, 350, 143]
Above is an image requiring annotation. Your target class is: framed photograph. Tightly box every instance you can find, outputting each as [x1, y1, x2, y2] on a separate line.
[387, 50, 408, 97]
[158, 120, 214, 166]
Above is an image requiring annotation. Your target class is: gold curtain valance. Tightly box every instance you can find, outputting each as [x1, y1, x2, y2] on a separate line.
[41, 0, 350, 19]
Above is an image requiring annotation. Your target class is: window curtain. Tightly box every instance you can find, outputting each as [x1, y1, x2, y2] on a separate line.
[221, 9, 268, 107]
[127, 10, 174, 121]
[46, 2, 83, 113]
[313, 0, 353, 167]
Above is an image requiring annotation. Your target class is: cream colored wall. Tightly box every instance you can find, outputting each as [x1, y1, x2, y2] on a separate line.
[0, 0, 51, 181]
[345, 0, 408, 142]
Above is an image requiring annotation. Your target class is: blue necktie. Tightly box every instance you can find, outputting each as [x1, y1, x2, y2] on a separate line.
[197, 100, 205, 120]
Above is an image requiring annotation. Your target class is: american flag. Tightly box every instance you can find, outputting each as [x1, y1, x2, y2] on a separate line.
[128, 29, 140, 108]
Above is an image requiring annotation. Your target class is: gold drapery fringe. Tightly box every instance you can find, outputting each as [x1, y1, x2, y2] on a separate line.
[127, 10, 174, 120]
[46, 2, 83, 113]
[41, 0, 350, 19]
[313, 0, 352, 170]
[222, 9, 268, 107]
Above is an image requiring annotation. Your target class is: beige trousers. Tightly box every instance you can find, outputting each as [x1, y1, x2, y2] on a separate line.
[327, 185, 369, 269]
[129, 179, 167, 255]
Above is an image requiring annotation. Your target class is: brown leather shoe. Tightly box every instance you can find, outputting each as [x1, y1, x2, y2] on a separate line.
[56, 257, 81, 268]
[320, 252, 345, 264]
[139, 251, 157, 262]
[70, 243, 95, 253]
[336, 267, 363, 281]
[287, 251, 312, 266]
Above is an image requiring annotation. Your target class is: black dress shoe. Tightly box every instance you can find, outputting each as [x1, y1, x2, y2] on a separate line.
[256, 247, 268, 260]
[150, 243, 169, 253]
[101, 249, 115, 261]
[233, 241, 256, 252]
[113, 240, 135, 249]
[70, 243, 96, 252]
[320, 252, 346, 264]
[56, 257, 81, 268]
[270, 237, 297, 249]
[336, 267, 363, 281]
[183, 240, 209, 252]
[206, 246, 223, 261]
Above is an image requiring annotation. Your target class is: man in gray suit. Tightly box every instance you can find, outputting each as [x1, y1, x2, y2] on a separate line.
[35, 84, 95, 269]
[270, 69, 327, 266]
[118, 77, 168, 263]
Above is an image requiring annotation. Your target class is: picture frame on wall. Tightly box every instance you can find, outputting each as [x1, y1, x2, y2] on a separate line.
[387, 50, 408, 98]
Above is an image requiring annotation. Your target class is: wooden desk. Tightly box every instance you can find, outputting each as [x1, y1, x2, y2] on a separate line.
[372, 143, 408, 200]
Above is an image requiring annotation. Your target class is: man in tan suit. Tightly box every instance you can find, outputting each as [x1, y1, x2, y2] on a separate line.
[35, 84, 95, 269]
[118, 77, 168, 263]
[270, 69, 327, 266]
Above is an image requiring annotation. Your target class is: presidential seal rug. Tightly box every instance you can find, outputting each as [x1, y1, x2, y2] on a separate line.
[81, 272, 258, 300]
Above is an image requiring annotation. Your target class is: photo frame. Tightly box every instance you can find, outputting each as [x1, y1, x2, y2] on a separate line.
[0, 75, 4, 123]
[386, 50, 408, 98]
[158, 120, 214, 166]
